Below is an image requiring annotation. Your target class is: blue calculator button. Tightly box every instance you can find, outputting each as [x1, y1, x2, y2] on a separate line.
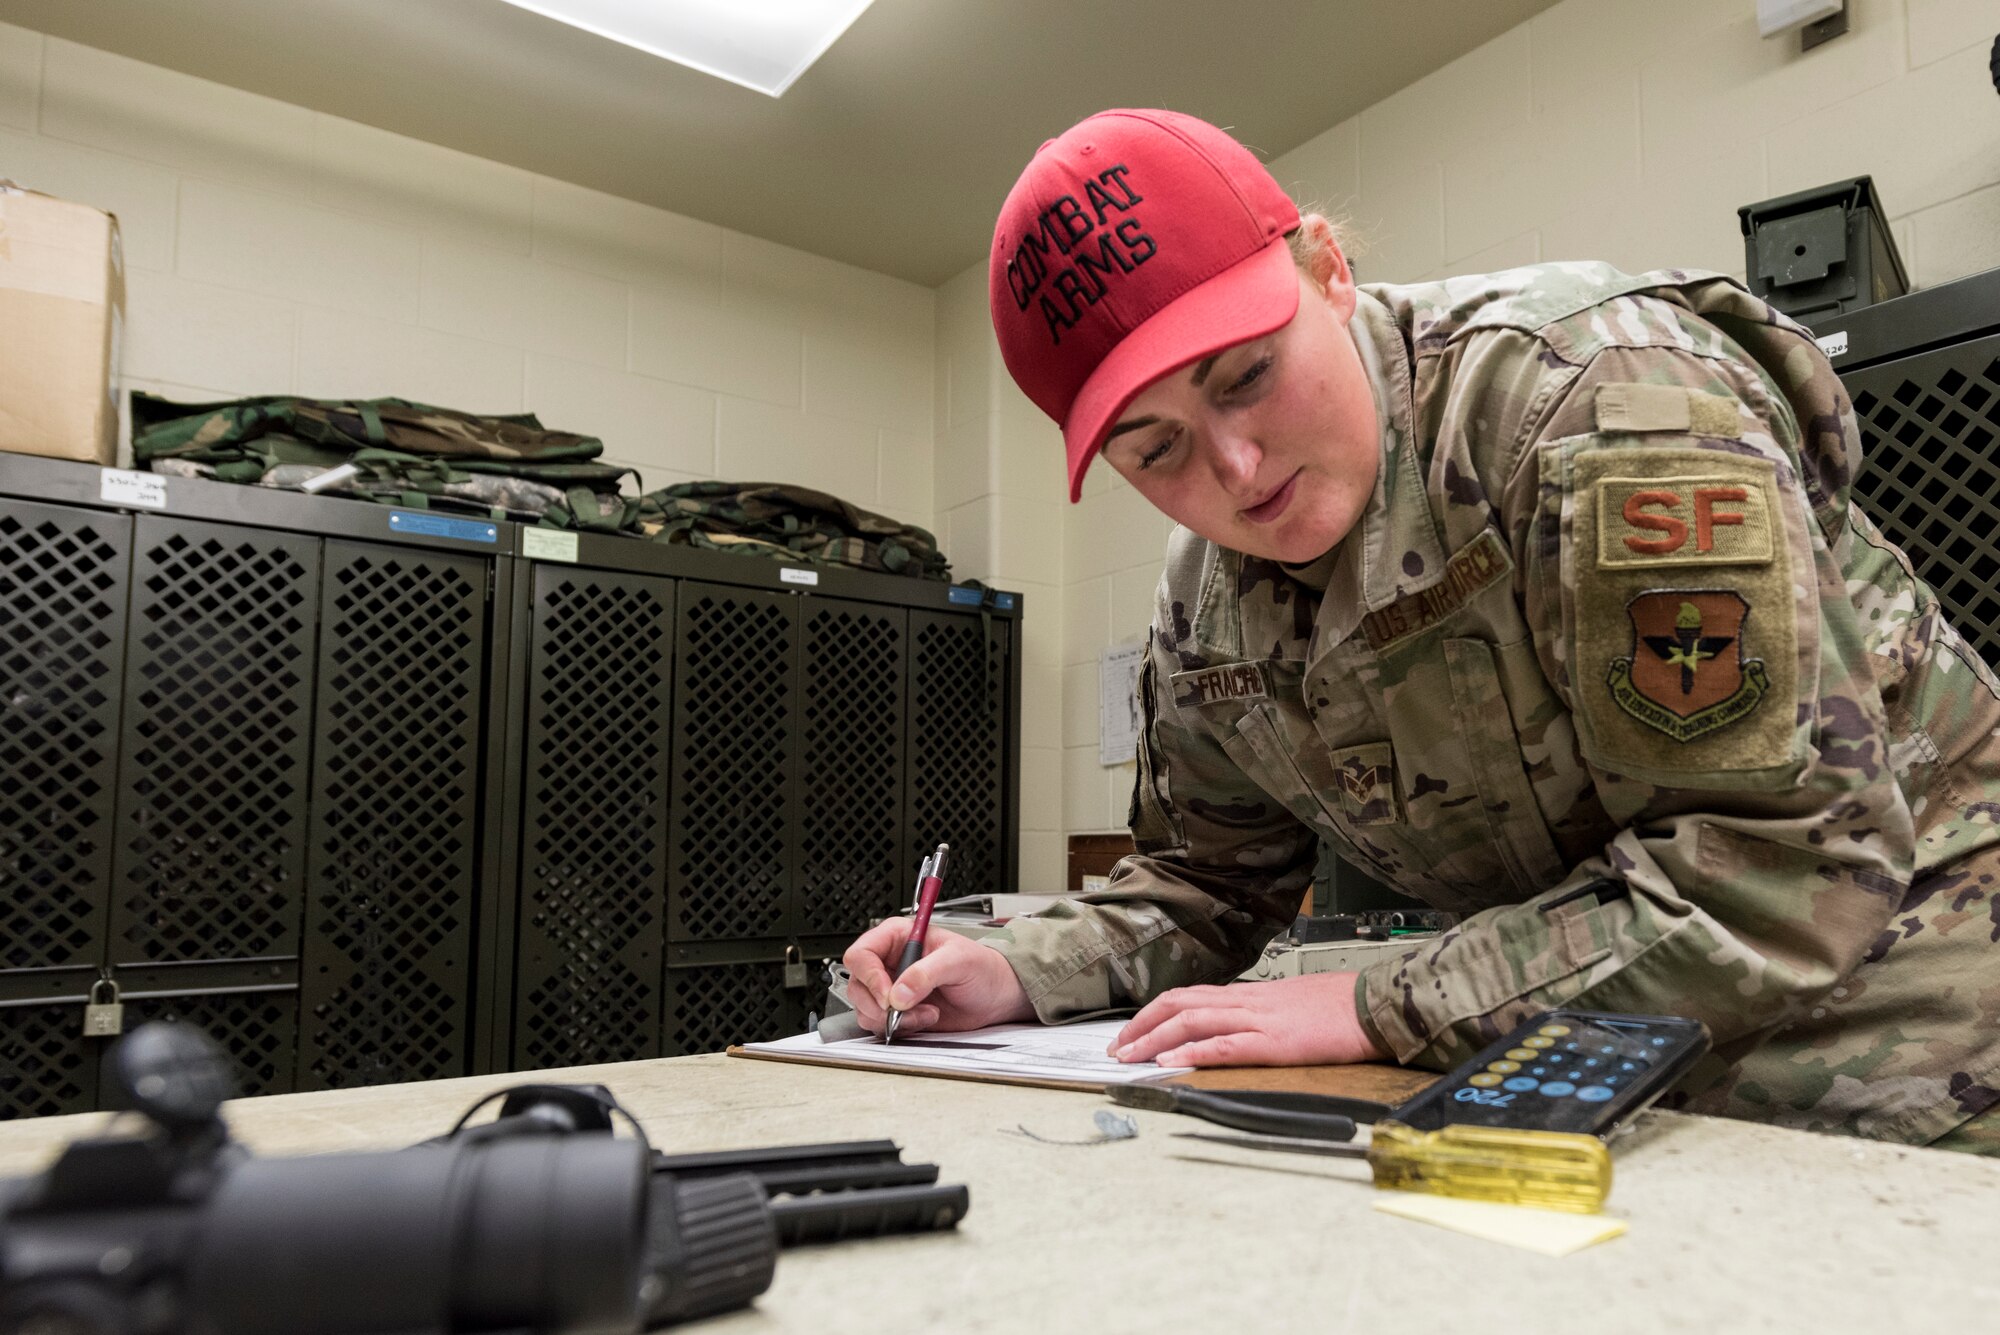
[1601, 1046, 1616, 1054]
[1541, 1081, 1577, 1097]
[1652, 1037, 1668, 1046]
[1530, 1066, 1547, 1077]
[1502, 1077, 1539, 1092]
[1577, 1086, 1615, 1102]
[1620, 1061, 1638, 1072]
[1583, 1058, 1600, 1067]
[1601, 1075, 1621, 1086]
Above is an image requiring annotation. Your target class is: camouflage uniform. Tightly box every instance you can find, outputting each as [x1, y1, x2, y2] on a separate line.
[984, 262, 2000, 1150]
[131, 393, 640, 529]
[639, 481, 952, 581]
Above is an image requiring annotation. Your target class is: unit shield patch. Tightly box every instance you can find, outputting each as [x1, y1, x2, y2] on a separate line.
[1607, 590, 1768, 741]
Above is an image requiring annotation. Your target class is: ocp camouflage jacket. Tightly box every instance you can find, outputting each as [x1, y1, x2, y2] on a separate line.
[985, 263, 2000, 1146]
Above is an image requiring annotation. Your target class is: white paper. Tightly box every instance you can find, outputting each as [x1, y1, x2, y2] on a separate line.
[1756, 0, 1840, 38]
[779, 566, 819, 585]
[743, 1018, 1181, 1087]
[100, 468, 166, 510]
[1371, 1193, 1627, 1256]
[521, 528, 579, 562]
[1815, 330, 1849, 358]
[1098, 640, 1146, 765]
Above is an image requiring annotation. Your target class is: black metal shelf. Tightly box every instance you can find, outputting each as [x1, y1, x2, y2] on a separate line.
[0, 452, 1020, 1114]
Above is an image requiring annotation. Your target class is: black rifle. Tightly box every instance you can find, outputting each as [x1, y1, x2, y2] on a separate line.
[0, 1024, 968, 1334]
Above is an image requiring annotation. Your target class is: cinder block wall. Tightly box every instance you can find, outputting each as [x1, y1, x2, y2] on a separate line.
[1042, 0, 2000, 843]
[1274, 0, 1999, 287]
[6, 4, 1996, 894]
[0, 23, 937, 530]
[933, 266, 1070, 890]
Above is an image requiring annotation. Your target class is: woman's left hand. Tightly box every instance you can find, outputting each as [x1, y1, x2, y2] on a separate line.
[1106, 972, 1388, 1067]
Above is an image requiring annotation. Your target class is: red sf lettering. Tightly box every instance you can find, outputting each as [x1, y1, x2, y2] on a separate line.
[1622, 490, 1686, 555]
[1693, 486, 1747, 552]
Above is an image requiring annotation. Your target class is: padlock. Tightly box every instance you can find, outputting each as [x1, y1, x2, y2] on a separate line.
[783, 944, 808, 990]
[82, 977, 124, 1038]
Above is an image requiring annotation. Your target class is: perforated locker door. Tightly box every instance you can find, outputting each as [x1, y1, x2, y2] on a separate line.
[0, 1003, 98, 1119]
[106, 515, 319, 1094]
[297, 542, 488, 1090]
[514, 567, 674, 1070]
[798, 598, 909, 936]
[110, 516, 320, 973]
[121, 988, 298, 1100]
[1, 499, 131, 973]
[0, 498, 133, 1117]
[1844, 334, 2000, 670]
[661, 955, 830, 1057]
[667, 584, 800, 943]
[906, 609, 1012, 904]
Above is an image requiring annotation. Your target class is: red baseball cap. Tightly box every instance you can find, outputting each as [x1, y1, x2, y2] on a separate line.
[988, 109, 1302, 502]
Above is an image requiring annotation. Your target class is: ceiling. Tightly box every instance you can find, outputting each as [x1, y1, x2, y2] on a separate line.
[0, 0, 1561, 286]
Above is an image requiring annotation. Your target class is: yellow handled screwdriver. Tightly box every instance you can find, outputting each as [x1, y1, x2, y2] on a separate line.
[1173, 1119, 1613, 1213]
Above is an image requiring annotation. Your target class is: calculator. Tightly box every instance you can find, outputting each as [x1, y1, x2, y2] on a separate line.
[1389, 1010, 1710, 1138]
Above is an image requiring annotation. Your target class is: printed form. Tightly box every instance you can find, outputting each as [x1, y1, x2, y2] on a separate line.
[740, 1019, 1181, 1087]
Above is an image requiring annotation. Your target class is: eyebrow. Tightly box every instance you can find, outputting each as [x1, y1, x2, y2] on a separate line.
[1108, 356, 1223, 439]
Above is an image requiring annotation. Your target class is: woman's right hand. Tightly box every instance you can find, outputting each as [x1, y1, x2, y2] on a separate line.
[841, 920, 1035, 1036]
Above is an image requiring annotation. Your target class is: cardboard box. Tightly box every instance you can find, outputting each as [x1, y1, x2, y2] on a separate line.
[0, 183, 124, 465]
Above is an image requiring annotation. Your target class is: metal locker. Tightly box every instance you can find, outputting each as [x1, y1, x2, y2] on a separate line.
[0, 498, 131, 1118]
[107, 514, 319, 1095]
[297, 541, 489, 1090]
[906, 609, 1013, 905]
[512, 566, 674, 1069]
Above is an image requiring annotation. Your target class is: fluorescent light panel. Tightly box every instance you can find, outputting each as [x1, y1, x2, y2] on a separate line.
[497, 0, 874, 97]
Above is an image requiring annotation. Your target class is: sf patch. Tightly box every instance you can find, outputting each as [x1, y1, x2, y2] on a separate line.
[1596, 466, 1778, 569]
[1566, 444, 1803, 780]
[1607, 591, 1769, 741]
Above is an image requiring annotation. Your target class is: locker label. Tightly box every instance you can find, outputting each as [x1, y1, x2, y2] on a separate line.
[522, 528, 579, 563]
[389, 511, 499, 544]
[100, 468, 166, 509]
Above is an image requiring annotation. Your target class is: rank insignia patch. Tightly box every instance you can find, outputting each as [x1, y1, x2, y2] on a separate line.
[1606, 590, 1768, 741]
[1330, 743, 1401, 825]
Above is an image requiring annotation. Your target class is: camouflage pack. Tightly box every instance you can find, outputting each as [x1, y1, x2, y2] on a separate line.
[639, 481, 950, 581]
[130, 393, 641, 531]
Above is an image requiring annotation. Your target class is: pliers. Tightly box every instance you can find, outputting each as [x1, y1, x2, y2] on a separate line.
[1109, 1083, 1391, 1142]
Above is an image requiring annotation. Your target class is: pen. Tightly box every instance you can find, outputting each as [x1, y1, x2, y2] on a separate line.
[885, 842, 949, 1043]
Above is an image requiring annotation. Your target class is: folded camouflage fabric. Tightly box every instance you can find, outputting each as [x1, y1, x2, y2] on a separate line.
[639, 481, 950, 581]
[150, 456, 632, 528]
[129, 393, 641, 531]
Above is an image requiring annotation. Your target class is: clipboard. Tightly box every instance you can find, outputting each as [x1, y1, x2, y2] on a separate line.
[728, 1039, 1438, 1104]
[728, 1042, 1116, 1093]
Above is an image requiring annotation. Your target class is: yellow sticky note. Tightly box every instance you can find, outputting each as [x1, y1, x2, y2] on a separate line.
[1370, 1192, 1627, 1256]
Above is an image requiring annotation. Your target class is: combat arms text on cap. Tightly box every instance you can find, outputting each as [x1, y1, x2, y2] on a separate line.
[987, 109, 1303, 501]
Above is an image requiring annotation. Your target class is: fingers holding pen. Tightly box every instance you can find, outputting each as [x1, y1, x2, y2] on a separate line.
[883, 948, 960, 1014]
[843, 920, 912, 1009]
